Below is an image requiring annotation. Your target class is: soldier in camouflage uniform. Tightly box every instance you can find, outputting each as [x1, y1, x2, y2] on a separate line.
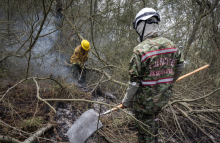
[121, 8, 185, 143]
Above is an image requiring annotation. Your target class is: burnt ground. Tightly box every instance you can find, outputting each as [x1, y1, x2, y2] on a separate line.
[0, 75, 121, 143]
[53, 88, 120, 143]
[0, 78, 58, 142]
[0, 66, 219, 143]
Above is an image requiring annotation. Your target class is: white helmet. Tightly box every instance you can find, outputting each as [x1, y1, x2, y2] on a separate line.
[133, 8, 160, 29]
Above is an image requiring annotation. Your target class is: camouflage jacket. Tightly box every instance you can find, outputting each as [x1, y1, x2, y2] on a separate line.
[129, 36, 184, 113]
[70, 45, 89, 65]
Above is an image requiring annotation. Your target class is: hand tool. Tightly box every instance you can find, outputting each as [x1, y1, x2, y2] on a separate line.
[67, 64, 209, 143]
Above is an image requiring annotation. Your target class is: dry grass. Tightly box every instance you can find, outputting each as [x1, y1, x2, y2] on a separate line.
[0, 57, 220, 143]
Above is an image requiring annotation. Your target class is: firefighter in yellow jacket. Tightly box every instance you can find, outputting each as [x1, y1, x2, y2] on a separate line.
[70, 39, 90, 87]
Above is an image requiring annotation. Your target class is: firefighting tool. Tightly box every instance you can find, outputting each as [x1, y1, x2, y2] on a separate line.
[67, 65, 209, 143]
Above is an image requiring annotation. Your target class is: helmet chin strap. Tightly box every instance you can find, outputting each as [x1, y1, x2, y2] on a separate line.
[140, 20, 148, 42]
[136, 21, 148, 42]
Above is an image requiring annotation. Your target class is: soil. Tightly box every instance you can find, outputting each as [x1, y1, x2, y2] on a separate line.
[0, 71, 219, 143]
[52, 89, 118, 143]
[0, 77, 118, 143]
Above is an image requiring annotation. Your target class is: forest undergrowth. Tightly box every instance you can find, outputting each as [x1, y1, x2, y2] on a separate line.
[0, 61, 220, 143]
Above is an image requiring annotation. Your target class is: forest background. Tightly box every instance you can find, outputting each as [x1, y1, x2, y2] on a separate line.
[0, 0, 220, 143]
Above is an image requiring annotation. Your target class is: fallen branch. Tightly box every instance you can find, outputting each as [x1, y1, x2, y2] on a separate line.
[0, 76, 64, 102]
[38, 76, 64, 90]
[0, 120, 30, 136]
[178, 102, 220, 127]
[23, 124, 53, 143]
[33, 78, 56, 113]
[90, 72, 105, 93]
[0, 135, 21, 143]
[61, 8, 109, 66]
[174, 105, 216, 143]
[86, 66, 127, 87]
[168, 104, 186, 142]
[98, 129, 115, 143]
[63, 60, 128, 87]
[188, 109, 220, 114]
[169, 87, 220, 106]
[44, 97, 156, 136]
[0, 78, 28, 101]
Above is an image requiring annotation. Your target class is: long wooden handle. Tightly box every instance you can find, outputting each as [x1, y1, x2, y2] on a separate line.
[176, 65, 209, 82]
[105, 65, 209, 114]
[102, 104, 124, 115]
[112, 104, 124, 111]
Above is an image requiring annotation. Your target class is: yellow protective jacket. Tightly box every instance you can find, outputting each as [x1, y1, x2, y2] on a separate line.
[70, 45, 89, 65]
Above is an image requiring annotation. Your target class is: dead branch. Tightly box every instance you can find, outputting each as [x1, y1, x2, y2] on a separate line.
[59, 5, 109, 66]
[23, 124, 53, 143]
[0, 76, 64, 103]
[98, 129, 114, 143]
[99, 65, 124, 70]
[64, 55, 127, 88]
[0, 119, 30, 138]
[33, 78, 56, 113]
[169, 87, 220, 105]
[63, 60, 72, 67]
[174, 105, 216, 143]
[53, 127, 62, 142]
[188, 109, 220, 114]
[0, 0, 54, 63]
[168, 103, 187, 142]
[0, 78, 30, 101]
[178, 102, 220, 127]
[86, 66, 127, 87]
[43, 97, 152, 135]
[0, 135, 21, 143]
[90, 72, 105, 93]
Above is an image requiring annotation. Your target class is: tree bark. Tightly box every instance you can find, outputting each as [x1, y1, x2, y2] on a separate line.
[0, 135, 21, 143]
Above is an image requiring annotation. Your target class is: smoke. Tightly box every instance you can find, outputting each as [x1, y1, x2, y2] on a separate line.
[0, 11, 75, 84]
[30, 12, 74, 84]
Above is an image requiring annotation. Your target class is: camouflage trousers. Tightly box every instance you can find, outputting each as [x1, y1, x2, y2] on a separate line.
[135, 111, 159, 143]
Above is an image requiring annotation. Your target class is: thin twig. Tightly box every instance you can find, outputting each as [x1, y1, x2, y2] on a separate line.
[33, 78, 56, 113]
[90, 72, 104, 93]
[174, 105, 216, 143]
[0, 78, 29, 101]
[168, 103, 187, 142]
[166, 87, 220, 106]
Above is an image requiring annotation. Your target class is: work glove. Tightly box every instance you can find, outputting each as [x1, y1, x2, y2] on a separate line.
[173, 62, 185, 81]
[122, 81, 140, 107]
[119, 103, 127, 109]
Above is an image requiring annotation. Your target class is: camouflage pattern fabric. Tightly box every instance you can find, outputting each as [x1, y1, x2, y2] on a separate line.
[135, 111, 159, 143]
[129, 36, 184, 142]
